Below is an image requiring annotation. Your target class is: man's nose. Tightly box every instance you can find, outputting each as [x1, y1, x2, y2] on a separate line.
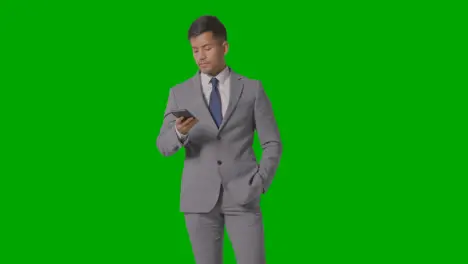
[197, 50, 206, 60]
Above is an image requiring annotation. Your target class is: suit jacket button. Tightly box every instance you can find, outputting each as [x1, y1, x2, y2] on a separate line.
[217, 136, 221, 140]
[217, 160, 222, 165]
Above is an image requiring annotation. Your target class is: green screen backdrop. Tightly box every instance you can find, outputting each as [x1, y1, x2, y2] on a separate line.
[1, 1, 465, 264]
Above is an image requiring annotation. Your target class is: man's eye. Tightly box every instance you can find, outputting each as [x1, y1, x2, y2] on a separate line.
[204, 47, 211, 51]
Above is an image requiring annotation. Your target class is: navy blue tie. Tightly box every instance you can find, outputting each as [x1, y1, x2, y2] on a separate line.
[209, 77, 223, 127]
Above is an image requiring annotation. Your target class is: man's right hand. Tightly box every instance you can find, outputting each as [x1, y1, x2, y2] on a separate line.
[176, 117, 198, 135]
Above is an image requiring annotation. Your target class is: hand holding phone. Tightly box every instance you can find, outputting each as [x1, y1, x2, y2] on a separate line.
[171, 109, 198, 135]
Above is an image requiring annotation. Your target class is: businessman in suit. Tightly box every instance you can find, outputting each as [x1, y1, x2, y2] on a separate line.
[156, 15, 282, 264]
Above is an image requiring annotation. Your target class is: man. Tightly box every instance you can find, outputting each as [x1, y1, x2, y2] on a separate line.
[156, 15, 282, 264]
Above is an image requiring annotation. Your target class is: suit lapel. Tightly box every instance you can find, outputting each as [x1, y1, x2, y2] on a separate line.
[218, 70, 244, 133]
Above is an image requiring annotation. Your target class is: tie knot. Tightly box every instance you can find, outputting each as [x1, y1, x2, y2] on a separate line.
[211, 77, 219, 87]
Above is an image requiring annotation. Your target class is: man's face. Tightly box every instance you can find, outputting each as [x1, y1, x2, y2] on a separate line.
[190, 31, 228, 75]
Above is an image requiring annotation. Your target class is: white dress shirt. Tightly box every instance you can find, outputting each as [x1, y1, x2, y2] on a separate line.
[176, 66, 231, 140]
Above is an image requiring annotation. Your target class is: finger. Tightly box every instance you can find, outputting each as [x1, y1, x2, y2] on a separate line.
[178, 118, 191, 129]
[182, 117, 194, 124]
[176, 117, 184, 124]
[186, 119, 198, 128]
[179, 119, 196, 131]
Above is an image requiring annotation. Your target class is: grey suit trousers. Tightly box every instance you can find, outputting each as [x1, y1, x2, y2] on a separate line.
[184, 185, 265, 264]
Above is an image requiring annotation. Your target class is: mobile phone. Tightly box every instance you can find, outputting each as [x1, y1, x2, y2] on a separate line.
[171, 109, 195, 120]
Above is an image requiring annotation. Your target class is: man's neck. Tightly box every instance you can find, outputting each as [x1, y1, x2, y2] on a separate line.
[209, 64, 227, 77]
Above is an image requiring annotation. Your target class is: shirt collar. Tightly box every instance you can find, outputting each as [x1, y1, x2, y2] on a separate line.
[200, 66, 231, 87]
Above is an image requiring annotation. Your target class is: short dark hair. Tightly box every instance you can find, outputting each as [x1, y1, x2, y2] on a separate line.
[188, 15, 227, 42]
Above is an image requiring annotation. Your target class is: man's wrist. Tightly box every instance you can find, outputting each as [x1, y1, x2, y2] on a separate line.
[175, 126, 188, 140]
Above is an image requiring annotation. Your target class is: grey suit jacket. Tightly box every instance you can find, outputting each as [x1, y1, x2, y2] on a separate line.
[156, 68, 282, 213]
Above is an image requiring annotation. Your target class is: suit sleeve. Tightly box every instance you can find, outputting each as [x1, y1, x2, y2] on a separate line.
[156, 88, 190, 156]
[254, 81, 282, 193]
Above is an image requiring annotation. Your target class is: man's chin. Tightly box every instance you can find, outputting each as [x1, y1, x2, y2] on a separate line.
[199, 68, 213, 75]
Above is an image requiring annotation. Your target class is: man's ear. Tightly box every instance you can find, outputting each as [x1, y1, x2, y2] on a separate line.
[223, 41, 229, 55]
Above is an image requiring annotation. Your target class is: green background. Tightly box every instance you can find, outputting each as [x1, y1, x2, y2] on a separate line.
[1, 1, 465, 263]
